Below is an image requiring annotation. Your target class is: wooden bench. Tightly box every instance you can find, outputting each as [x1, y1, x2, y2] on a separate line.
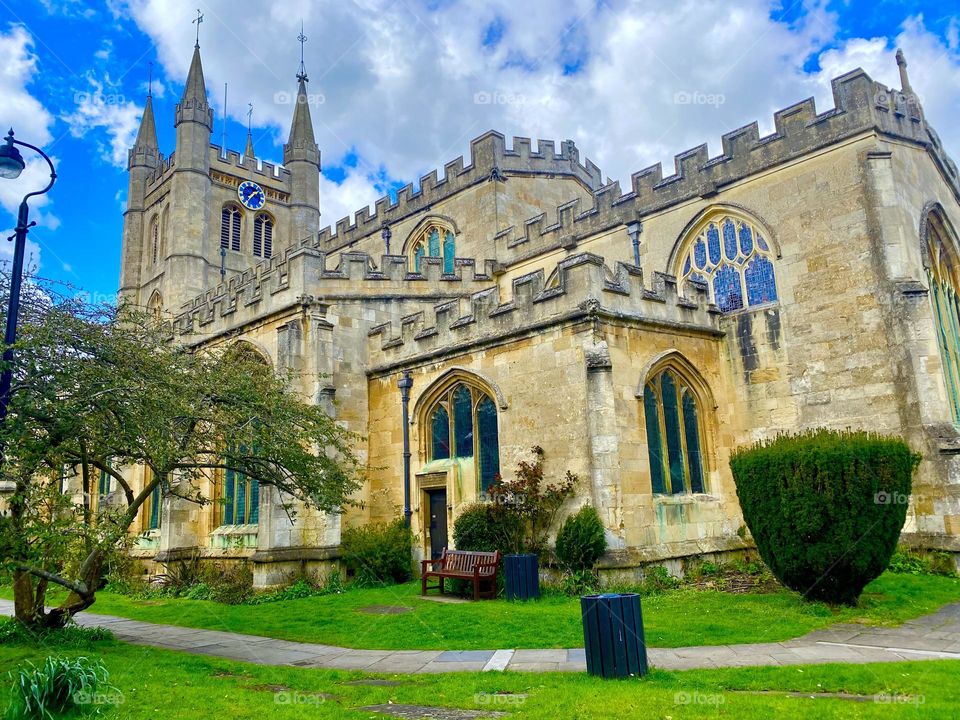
[421, 549, 501, 600]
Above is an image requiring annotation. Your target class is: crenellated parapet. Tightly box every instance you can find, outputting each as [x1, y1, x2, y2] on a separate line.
[173, 247, 496, 337]
[495, 68, 958, 254]
[307, 132, 604, 252]
[210, 145, 287, 180]
[367, 252, 721, 369]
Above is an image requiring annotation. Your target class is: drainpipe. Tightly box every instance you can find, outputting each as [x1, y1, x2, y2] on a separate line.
[398, 371, 413, 527]
[626, 219, 643, 267]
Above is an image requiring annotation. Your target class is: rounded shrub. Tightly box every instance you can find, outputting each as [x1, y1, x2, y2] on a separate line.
[555, 505, 607, 572]
[730, 429, 920, 605]
[341, 519, 413, 585]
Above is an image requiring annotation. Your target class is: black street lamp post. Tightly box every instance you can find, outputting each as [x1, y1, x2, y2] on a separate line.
[0, 128, 57, 426]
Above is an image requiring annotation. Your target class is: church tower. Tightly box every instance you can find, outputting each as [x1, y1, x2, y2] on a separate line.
[118, 29, 322, 316]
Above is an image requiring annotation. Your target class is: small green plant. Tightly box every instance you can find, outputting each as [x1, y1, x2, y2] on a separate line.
[559, 569, 601, 596]
[341, 519, 413, 586]
[888, 547, 957, 577]
[5, 656, 117, 720]
[730, 429, 920, 605]
[640, 565, 680, 594]
[555, 505, 607, 573]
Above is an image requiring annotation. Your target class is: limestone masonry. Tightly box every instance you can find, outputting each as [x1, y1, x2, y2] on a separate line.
[116, 40, 960, 585]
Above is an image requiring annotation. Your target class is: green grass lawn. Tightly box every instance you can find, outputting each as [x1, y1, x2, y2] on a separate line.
[0, 639, 954, 719]
[4, 572, 958, 650]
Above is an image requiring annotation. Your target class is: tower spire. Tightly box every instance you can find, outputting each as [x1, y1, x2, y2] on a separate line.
[176, 36, 213, 130]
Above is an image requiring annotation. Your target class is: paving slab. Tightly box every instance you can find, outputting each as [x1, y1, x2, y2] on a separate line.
[360, 704, 507, 719]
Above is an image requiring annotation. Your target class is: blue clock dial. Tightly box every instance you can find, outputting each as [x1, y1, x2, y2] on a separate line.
[238, 181, 266, 210]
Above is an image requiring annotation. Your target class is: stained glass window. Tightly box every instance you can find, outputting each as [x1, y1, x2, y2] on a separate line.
[678, 214, 778, 313]
[431, 405, 451, 460]
[443, 231, 456, 273]
[927, 217, 960, 425]
[223, 463, 259, 525]
[408, 222, 456, 273]
[643, 368, 707, 495]
[477, 397, 499, 492]
[425, 380, 500, 492]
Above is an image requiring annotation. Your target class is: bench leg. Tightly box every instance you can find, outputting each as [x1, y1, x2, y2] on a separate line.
[473, 578, 480, 601]
[438, 577, 444, 595]
[421, 574, 427, 595]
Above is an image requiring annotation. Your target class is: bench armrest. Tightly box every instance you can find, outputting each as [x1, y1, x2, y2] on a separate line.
[421, 558, 444, 572]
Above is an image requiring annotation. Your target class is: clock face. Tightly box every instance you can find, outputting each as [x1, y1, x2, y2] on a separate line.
[238, 180, 266, 210]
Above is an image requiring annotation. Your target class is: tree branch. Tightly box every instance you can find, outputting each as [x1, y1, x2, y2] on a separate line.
[14, 565, 91, 598]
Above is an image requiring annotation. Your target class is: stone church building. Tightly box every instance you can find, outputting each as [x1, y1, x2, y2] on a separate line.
[117, 40, 960, 585]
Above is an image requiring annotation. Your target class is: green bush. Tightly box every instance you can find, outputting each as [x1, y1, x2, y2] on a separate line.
[341, 519, 413, 586]
[730, 429, 920, 605]
[452, 503, 519, 556]
[5, 656, 117, 720]
[888, 547, 957, 577]
[555, 505, 607, 572]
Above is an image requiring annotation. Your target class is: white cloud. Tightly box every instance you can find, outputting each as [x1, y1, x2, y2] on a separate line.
[318, 165, 385, 230]
[119, 0, 960, 227]
[61, 74, 143, 168]
[0, 25, 58, 253]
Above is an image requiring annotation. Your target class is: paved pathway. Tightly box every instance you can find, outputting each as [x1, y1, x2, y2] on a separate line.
[3, 600, 960, 674]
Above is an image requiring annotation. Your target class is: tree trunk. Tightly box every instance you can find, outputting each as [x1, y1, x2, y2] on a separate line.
[12, 570, 38, 625]
[42, 548, 104, 628]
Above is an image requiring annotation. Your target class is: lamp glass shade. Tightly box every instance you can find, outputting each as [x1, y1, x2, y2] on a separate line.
[0, 143, 25, 179]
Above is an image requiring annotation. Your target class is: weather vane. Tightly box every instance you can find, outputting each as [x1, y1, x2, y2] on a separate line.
[193, 8, 204, 47]
[297, 20, 308, 82]
[247, 103, 253, 133]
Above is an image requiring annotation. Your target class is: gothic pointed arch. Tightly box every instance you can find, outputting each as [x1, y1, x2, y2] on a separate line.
[670, 205, 780, 313]
[415, 369, 503, 492]
[224, 339, 272, 370]
[637, 350, 715, 496]
[147, 290, 163, 323]
[220, 203, 242, 252]
[403, 216, 459, 274]
[921, 202, 960, 425]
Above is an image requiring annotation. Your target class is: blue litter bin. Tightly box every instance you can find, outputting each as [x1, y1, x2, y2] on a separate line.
[581, 593, 648, 678]
[504, 553, 539, 601]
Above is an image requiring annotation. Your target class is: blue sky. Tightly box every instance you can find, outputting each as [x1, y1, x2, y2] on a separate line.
[0, 0, 958, 302]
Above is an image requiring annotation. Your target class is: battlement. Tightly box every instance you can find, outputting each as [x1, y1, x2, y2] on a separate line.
[210, 145, 288, 180]
[496, 68, 955, 253]
[174, 246, 496, 336]
[368, 252, 721, 368]
[307, 132, 604, 252]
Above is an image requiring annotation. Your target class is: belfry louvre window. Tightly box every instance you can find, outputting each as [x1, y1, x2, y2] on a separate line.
[150, 217, 159, 264]
[410, 223, 456, 274]
[221, 205, 241, 252]
[427, 382, 500, 492]
[927, 214, 960, 425]
[677, 214, 777, 313]
[253, 213, 273, 258]
[643, 368, 706, 495]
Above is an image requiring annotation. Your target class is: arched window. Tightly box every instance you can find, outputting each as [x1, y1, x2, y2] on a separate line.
[408, 221, 456, 273]
[425, 381, 500, 492]
[254, 213, 273, 258]
[160, 205, 169, 262]
[148, 291, 163, 323]
[217, 343, 269, 526]
[141, 467, 162, 531]
[676, 212, 778, 313]
[221, 205, 241, 252]
[222, 447, 260, 525]
[643, 367, 707, 495]
[926, 210, 960, 425]
[150, 215, 159, 265]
